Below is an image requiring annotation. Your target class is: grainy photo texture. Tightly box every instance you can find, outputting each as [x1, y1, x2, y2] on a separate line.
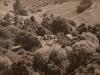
[0, 0, 100, 75]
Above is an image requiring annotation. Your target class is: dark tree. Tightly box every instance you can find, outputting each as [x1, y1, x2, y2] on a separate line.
[13, 0, 28, 16]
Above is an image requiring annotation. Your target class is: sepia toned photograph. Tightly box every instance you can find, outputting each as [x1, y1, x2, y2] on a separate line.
[0, 0, 100, 75]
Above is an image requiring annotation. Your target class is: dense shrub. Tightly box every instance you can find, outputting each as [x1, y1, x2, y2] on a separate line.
[41, 16, 71, 34]
[80, 32, 99, 49]
[36, 8, 42, 12]
[77, 23, 88, 34]
[50, 47, 67, 65]
[64, 46, 73, 56]
[0, 28, 12, 39]
[0, 13, 12, 27]
[0, 38, 13, 49]
[56, 32, 73, 46]
[0, 27, 15, 49]
[0, 56, 12, 75]
[41, 16, 52, 30]
[76, 0, 92, 14]
[13, 0, 28, 16]
[72, 40, 95, 65]
[11, 60, 32, 75]
[6, 25, 21, 36]
[81, 32, 99, 43]
[67, 40, 96, 75]
[75, 66, 88, 75]
[30, 16, 35, 22]
[33, 45, 70, 75]
[0, 6, 100, 75]
[0, 56, 11, 70]
[95, 30, 100, 43]
[46, 61, 61, 75]
[36, 26, 46, 36]
[0, 20, 9, 27]
[33, 48, 51, 72]
[88, 25, 98, 34]
[15, 32, 42, 50]
[49, 47, 70, 75]
[49, 16, 71, 34]
[0, 47, 8, 55]
[73, 40, 97, 53]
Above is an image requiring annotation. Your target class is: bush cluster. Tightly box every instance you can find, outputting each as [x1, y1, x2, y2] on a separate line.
[0, 11, 100, 75]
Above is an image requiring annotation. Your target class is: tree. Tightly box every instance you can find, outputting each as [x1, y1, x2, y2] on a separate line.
[80, 32, 99, 49]
[0, 27, 13, 39]
[3, 13, 11, 26]
[41, 16, 72, 34]
[76, 0, 92, 14]
[56, 32, 73, 46]
[50, 16, 71, 34]
[36, 26, 46, 36]
[30, 16, 35, 22]
[81, 32, 99, 43]
[15, 32, 42, 50]
[0, 56, 12, 75]
[33, 48, 51, 75]
[49, 47, 70, 75]
[64, 46, 73, 56]
[6, 25, 21, 36]
[67, 40, 96, 75]
[13, 0, 28, 16]
[11, 60, 32, 75]
[77, 23, 88, 34]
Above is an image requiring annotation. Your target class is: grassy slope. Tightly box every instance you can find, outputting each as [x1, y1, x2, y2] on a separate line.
[0, 0, 100, 25]
[28, 0, 80, 24]
[39, 0, 100, 25]
[21, 0, 68, 9]
[0, 0, 14, 15]
[41, 0, 80, 18]
[72, 0, 100, 25]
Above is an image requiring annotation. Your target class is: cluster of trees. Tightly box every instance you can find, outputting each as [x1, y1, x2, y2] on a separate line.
[34, 14, 100, 75]
[0, 10, 100, 75]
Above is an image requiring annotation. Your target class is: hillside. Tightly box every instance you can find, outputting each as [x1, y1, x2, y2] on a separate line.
[38, 0, 100, 25]
[72, 0, 100, 25]
[21, 0, 69, 9]
[0, 0, 14, 15]
[0, 0, 100, 25]
[0, 0, 100, 75]
[20, 0, 100, 25]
